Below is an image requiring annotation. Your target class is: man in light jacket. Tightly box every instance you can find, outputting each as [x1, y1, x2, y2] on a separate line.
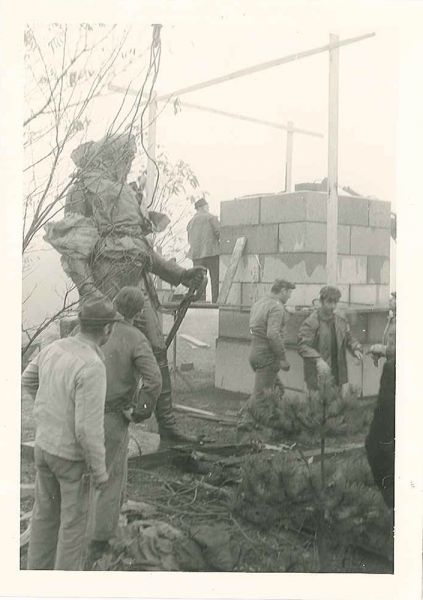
[297, 285, 363, 391]
[249, 279, 296, 397]
[22, 299, 121, 570]
[187, 197, 220, 303]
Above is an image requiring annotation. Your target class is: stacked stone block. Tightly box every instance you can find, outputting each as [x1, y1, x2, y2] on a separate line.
[219, 191, 390, 308]
[216, 191, 391, 397]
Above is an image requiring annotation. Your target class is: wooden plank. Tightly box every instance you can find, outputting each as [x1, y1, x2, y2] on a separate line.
[145, 92, 158, 208]
[179, 333, 210, 348]
[217, 236, 247, 305]
[157, 33, 375, 101]
[327, 33, 340, 285]
[285, 121, 294, 192]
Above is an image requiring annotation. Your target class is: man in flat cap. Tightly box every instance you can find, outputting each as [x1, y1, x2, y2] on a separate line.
[187, 197, 220, 303]
[248, 279, 296, 398]
[297, 285, 363, 392]
[22, 299, 122, 570]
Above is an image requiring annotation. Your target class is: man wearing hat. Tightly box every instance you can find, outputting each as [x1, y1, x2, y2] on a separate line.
[248, 278, 296, 398]
[297, 285, 363, 391]
[187, 197, 220, 303]
[22, 299, 122, 570]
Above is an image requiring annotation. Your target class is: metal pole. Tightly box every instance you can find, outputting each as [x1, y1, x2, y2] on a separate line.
[145, 91, 158, 208]
[285, 121, 294, 192]
[327, 33, 339, 285]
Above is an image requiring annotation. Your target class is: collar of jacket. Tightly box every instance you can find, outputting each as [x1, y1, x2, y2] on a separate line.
[316, 307, 336, 323]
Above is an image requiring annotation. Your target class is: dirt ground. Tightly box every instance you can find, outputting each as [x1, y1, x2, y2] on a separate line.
[20, 308, 393, 573]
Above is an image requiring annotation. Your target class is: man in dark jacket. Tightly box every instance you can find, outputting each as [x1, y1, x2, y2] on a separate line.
[87, 286, 162, 565]
[365, 299, 396, 509]
[297, 285, 363, 391]
[187, 197, 220, 303]
[44, 133, 205, 443]
[249, 279, 296, 397]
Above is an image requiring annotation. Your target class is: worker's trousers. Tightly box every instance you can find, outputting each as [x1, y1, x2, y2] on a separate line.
[91, 412, 129, 542]
[27, 446, 91, 570]
[193, 255, 219, 303]
[91, 257, 178, 434]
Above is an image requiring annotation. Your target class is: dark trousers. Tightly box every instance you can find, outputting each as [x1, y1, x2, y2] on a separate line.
[251, 362, 284, 397]
[193, 256, 219, 303]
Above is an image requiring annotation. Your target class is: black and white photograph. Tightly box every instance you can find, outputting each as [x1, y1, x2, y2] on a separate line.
[2, 0, 422, 598]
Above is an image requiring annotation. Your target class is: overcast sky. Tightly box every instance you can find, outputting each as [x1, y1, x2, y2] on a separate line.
[21, 2, 407, 326]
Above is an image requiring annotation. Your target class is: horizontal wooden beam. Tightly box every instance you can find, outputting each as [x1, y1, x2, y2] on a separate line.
[157, 32, 375, 100]
[108, 84, 322, 138]
[177, 101, 324, 138]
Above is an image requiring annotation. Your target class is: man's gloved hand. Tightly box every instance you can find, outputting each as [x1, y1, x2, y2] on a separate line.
[354, 349, 363, 361]
[93, 473, 109, 492]
[180, 267, 207, 290]
[280, 358, 290, 372]
[316, 357, 331, 376]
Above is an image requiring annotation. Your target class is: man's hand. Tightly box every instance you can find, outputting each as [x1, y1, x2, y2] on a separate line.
[316, 357, 331, 376]
[93, 474, 108, 492]
[354, 349, 363, 361]
[180, 267, 207, 290]
[280, 359, 290, 372]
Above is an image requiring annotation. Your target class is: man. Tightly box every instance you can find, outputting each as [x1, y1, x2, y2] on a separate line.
[87, 287, 162, 564]
[248, 279, 296, 397]
[22, 299, 122, 570]
[297, 285, 363, 391]
[44, 132, 205, 443]
[187, 197, 220, 303]
[365, 293, 396, 509]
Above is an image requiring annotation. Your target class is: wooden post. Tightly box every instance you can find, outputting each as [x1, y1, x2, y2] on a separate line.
[327, 34, 339, 285]
[145, 91, 158, 208]
[285, 121, 294, 192]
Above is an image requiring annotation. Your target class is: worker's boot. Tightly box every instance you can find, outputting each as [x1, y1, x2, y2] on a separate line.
[155, 354, 198, 444]
[85, 540, 111, 570]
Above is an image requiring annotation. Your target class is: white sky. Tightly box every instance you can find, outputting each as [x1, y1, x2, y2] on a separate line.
[22, 3, 404, 325]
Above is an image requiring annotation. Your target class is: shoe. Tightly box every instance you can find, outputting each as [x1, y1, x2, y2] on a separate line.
[85, 540, 111, 570]
[159, 427, 199, 445]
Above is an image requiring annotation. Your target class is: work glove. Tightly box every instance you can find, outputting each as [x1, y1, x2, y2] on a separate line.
[279, 358, 290, 372]
[180, 266, 207, 290]
[353, 349, 363, 361]
[369, 343, 387, 367]
[93, 472, 109, 491]
[316, 357, 331, 376]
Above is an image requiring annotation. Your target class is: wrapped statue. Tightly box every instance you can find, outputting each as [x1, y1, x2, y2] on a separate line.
[45, 132, 205, 442]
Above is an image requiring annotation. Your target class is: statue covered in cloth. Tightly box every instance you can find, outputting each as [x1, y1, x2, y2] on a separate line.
[44, 132, 206, 442]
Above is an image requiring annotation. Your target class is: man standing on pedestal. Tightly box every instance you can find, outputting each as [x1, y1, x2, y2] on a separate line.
[187, 197, 220, 303]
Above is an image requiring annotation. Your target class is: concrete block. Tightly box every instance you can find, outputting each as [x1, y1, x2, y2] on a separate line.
[279, 222, 350, 254]
[367, 256, 390, 284]
[344, 311, 368, 345]
[220, 225, 279, 255]
[219, 254, 263, 283]
[283, 348, 307, 393]
[241, 283, 271, 306]
[338, 196, 369, 226]
[361, 349, 385, 397]
[218, 309, 251, 340]
[287, 283, 350, 307]
[350, 226, 390, 257]
[367, 310, 389, 343]
[350, 285, 390, 306]
[215, 338, 254, 394]
[337, 255, 367, 284]
[369, 199, 391, 228]
[220, 197, 260, 227]
[305, 192, 327, 222]
[262, 253, 326, 284]
[346, 352, 363, 393]
[260, 193, 306, 224]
